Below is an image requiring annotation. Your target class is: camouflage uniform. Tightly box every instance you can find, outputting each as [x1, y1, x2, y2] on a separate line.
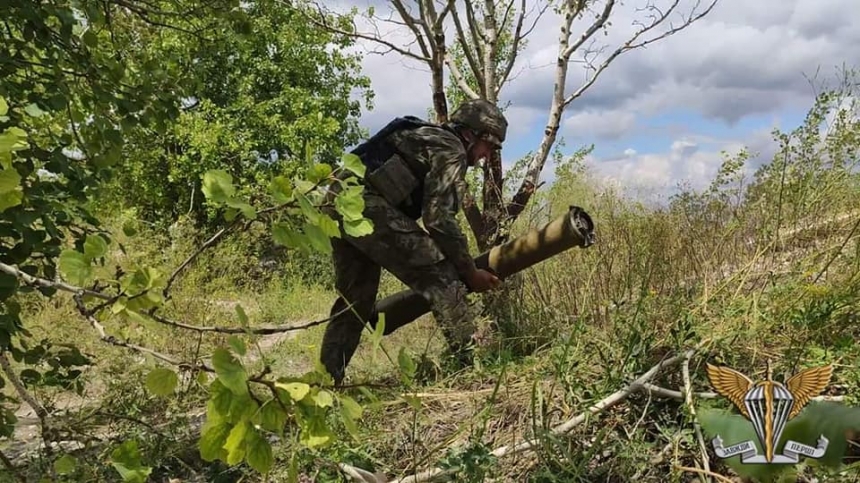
[320, 100, 508, 385]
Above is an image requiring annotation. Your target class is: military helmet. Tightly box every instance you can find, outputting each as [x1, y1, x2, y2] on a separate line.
[449, 99, 508, 148]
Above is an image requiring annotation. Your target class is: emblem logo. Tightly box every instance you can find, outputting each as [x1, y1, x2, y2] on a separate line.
[706, 360, 833, 464]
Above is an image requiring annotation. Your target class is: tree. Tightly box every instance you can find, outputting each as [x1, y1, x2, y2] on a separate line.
[100, 0, 374, 226]
[307, 0, 721, 250]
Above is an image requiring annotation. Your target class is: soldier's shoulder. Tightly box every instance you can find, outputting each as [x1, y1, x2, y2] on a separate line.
[396, 124, 465, 153]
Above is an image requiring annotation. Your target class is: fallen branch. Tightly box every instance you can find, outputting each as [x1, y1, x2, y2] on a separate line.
[0, 350, 54, 458]
[675, 465, 736, 483]
[682, 355, 711, 481]
[340, 347, 701, 483]
[0, 448, 25, 483]
[640, 383, 843, 402]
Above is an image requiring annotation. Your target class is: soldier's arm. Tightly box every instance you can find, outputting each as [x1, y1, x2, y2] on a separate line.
[418, 129, 477, 278]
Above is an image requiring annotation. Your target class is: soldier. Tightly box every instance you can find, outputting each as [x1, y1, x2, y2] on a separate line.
[320, 99, 509, 386]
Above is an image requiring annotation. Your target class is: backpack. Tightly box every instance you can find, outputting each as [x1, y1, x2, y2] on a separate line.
[349, 116, 447, 219]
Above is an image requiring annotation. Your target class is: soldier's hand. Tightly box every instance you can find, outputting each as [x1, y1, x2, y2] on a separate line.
[465, 269, 502, 293]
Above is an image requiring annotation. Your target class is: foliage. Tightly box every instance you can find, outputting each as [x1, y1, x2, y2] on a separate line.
[0, 0, 383, 479]
[100, 0, 374, 227]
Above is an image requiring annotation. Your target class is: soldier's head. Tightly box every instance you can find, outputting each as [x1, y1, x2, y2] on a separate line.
[449, 99, 508, 167]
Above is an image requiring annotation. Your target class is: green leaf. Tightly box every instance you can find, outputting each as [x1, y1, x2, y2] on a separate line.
[211, 348, 248, 396]
[202, 170, 236, 204]
[304, 222, 331, 254]
[226, 198, 256, 220]
[224, 420, 249, 465]
[0, 169, 21, 193]
[296, 192, 319, 224]
[317, 213, 341, 238]
[235, 304, 249, 325]
[0, 97, 7, 116]
[313, 389, 333, 408]
[275, 382, 310, 401]
[339, 395, 363, 420]
[23, 103, 46, 118]
[122, 220, 138, 237]
[145, 367, 178, 397]
[83, 234, 108, 259]
[342, 152, 365, 177]
[58, 250, 92, 286]
[227, 336, 246, 356]
[0, 190, 22, 212]
[199, 418, 231, 462]
[245, 427, 274, 474]
[334, 186, 365, 221]
[110, 440, 152, 483]
[308, 163, 332, 183]
[54, 454, 77, 475]
[343, 218, 374, 237]
[398, 347, 417, 384]
[260, 400, 288, 433]
[0, 127, 28, 153]
[269, 176, 293, 204]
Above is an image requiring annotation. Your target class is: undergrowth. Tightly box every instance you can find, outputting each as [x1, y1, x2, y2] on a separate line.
[2, 74, 860, 483]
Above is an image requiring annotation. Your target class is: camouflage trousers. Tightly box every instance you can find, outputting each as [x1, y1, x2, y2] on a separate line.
[320, 185, 476, 385]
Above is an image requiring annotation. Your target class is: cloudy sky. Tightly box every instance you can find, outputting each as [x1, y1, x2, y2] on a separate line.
[328, 0, 859, 200]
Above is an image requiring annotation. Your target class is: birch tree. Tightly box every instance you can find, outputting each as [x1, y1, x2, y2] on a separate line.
[307, 0, 721, 250]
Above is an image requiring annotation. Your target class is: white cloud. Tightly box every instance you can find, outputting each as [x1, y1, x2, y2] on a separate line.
[562, 109, 636, 141]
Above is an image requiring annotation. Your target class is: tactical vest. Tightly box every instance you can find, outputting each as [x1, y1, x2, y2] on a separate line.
[350, 116, 453, 219]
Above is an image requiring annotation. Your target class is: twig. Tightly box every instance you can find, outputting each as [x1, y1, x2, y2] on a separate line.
[72, 294, 211, 372]
[682, 355, 711, 481]
[163, 218, 246, 296]
[341, 348, 700, 483]
[0, 262, 110, 300]
[674, 465, 736, 483]
[146, 309, 345, 335]
[640, 383, 843, 402]
[0, 449, 25, 483]
[0, 350, 54, 457]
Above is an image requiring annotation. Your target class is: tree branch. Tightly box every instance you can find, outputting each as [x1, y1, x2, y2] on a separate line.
[0, 262, 110, 300]
[341, 346, 704, 483]
[0, 351, 54, 458]
[444, 52, 481, 99]
[449, 1, 486, 94]
[300, 1, 431, 62]
[563, 0, 719, 108]
[73, 294, 205, 370]
[145, 307, 349, 335]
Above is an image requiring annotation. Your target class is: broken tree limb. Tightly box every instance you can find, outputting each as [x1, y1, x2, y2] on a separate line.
[682, 355, 711, 481]
[340, 348, 700, 483]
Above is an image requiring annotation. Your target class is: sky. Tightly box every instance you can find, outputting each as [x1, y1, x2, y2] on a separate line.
[326, 0, 860, 202]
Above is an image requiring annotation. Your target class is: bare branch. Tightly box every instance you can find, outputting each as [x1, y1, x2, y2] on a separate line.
[298, 1, 431, 62]
[73, 294, 204, 370]
[562, 0, 617, 59]
[342, 346, 705, 483]
[449, 3, 486, 94]
[564, 0, 719, 107]
[496, 0, 529, 95]
[0, 351, 54, 457]
[145, 308, 349, 335]
[0, 262, 110, 300]
[445, 52, 481, 99]
[0, 448, 25, 483]
[390, 0, 434, 59]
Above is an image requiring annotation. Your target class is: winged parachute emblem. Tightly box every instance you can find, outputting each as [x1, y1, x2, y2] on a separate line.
[706, 360, 833, 464]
